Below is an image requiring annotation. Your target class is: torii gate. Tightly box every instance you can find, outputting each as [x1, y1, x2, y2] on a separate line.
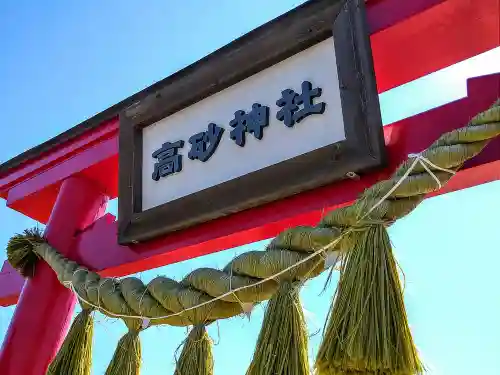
[0, 0, 498, 374]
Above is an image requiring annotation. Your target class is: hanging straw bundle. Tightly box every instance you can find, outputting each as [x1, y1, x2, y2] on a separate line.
[315, 224, 423, 375]
[246, 281, 310, 375]
[174, 324, 214, 375]
[105, 321, 143, 375]
[6, 227, 43, 277]
[46, 305, 95, 375]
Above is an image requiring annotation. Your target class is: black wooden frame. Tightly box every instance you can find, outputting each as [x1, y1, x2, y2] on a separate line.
[118, 0, 385, 245]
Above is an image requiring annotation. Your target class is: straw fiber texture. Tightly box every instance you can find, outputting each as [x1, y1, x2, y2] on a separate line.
[246, 282, 310, 375]
[105, 328, 142, 375]
[315, 224, 423, 375]
[174, 325, 214, 375]
[46, 306, 94, 375]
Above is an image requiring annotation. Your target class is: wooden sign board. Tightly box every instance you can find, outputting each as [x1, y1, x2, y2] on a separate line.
[118, 0, 385, 245]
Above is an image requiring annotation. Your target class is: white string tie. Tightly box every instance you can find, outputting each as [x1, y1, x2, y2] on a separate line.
[407, 153, 456, 189]
[366, 153, 456, 219]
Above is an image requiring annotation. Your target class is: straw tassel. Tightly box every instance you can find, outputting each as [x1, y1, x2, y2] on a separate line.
[174, 324, 214, 375]
[6, 227, 44, 277]
[105, 321, 144, 375]
[246, 281, 310, 375]
[315, 224, 423, 375]
[46, 304, 95, 375]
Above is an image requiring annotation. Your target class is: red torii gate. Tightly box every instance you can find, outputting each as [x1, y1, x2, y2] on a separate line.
[0, 0, 498, 374]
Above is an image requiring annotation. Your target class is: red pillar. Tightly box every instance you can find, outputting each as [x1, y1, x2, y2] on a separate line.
[0, 176, 108, 375]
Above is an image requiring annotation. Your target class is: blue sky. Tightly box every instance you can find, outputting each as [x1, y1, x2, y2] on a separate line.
[1, 1, 499, 374]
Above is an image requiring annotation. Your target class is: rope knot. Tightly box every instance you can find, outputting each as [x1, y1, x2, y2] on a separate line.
[125, 318, 147, 334]
[349, 220, 388, 230]
[407, 152, 456, 189]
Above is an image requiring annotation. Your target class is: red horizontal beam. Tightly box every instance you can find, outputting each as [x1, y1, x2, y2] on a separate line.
[371, 0, 499, 93]
[1, 0, 496, 225]
[2, 73, 498, 307]
[365, 0, 445, 34]
[6, 138, 118, 223]
[0, 119, 118, 223]
[0, 119, 118, 197]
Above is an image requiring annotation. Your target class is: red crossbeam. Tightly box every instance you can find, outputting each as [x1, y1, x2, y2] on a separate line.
[371, 0, 499, 93]
[1, 73, 498, 307]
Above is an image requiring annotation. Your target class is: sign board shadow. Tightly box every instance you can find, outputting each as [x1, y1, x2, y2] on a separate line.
[119, 0, 385, 245]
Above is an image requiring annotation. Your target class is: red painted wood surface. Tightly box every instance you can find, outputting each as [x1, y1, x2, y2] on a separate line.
[371, 0, 499, 93]
[0, 263, 23, 307]
[0, 177, 108, 374]
[0, 120, 118, 223]
[365, 0, 446, 33]
[1, 73, 497, 309]
[1, 0, 497, 225]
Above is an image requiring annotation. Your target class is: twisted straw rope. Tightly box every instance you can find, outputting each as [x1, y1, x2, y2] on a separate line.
[25, 102, 500, 328]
